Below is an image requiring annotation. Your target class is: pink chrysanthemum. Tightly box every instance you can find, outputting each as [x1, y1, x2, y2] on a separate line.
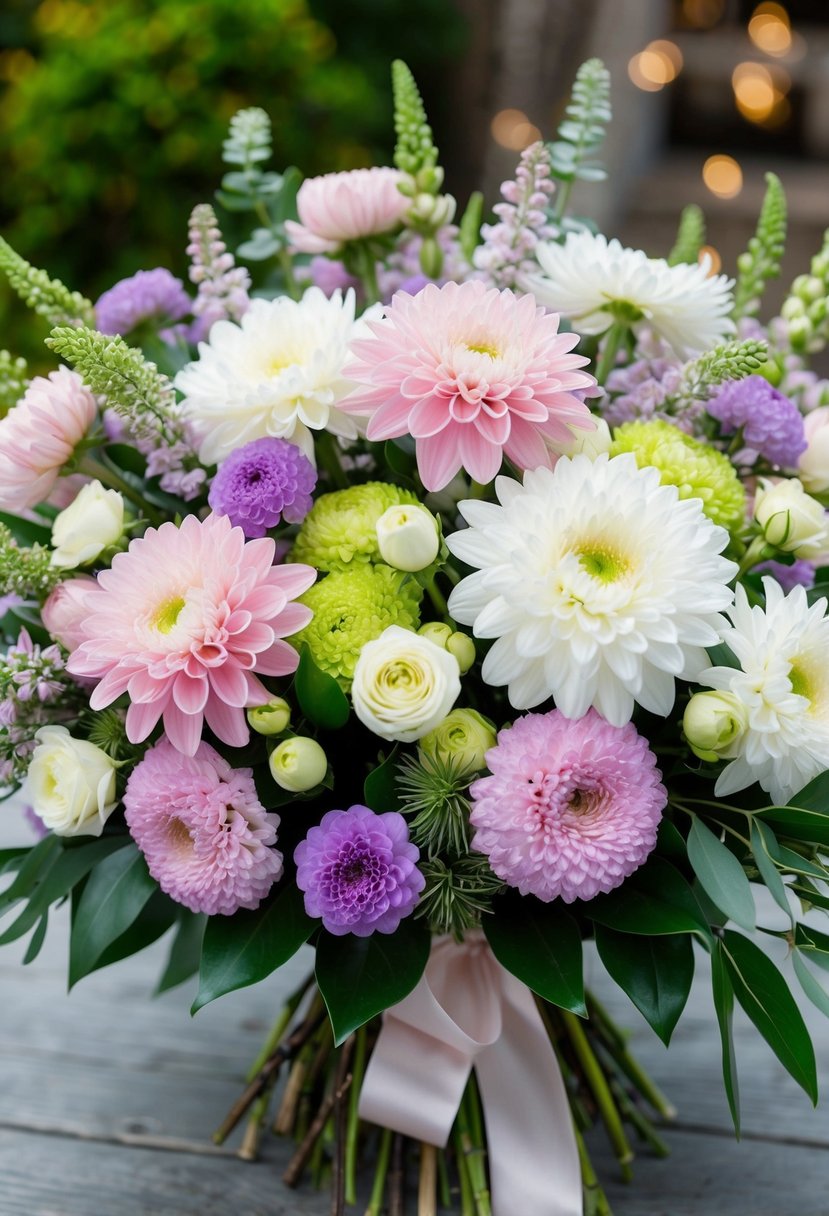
[285, 167, 409, 254]
[341, 281, 596, 491]
[124, 738, 283, 914]
[469, 709, 666, 903]
[67, 513, 315, 756]
[0, 368, 97, 511]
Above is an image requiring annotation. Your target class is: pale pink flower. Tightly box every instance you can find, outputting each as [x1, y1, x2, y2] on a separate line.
[0, 368, 97, 511]
[67, 513, 316, 755]
[285, 167, 409, 254]
[341, 281, 596, 491]
[41, 576, 98, 652]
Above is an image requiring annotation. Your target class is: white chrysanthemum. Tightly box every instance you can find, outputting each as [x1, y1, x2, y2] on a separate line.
[446, 454, 737, 726]
[175, 287, 363, 465]
[698, 577, 829, 804]
[525, 231, 735, 357]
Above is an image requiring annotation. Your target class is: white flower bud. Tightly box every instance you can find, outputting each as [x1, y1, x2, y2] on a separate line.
[754, 478, 829, 557]
[446, 631, 476, 674]
[23, 726, 117, 836]
[376, 503, 440, 572]
[269, 736, 328, 792]
[247, 697, 291, 736]
[683, 691, 747, 762]
[568, 417, 612, 459]
[418, 622, 452, 648]
[50, 480, 124, 569]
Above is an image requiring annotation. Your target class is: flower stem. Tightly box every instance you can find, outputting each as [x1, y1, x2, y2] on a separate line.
[354, 241, 381, 305]
[574, 1123, 614, 1216]
[78, 454, 162, 525]
[593, 322, 628, 388]
[316, 430, 349, 491]
[424, 573, 449, 619]
[737, 534, 772, 578]
[365, 1127, 393, 1216]
[345, 1025, 368, 1205]
[418, 1143, 438, 1216]
[561, 1010, 635, 1182]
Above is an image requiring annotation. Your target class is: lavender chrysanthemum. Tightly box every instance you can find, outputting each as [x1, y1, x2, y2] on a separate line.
[295, 804, 424, 936]
[707, 375, 806, 467]
[95, 268, 192, 338]
[208, 438, 317, 538]
[469, 709, 666, 903]
[124, 738, 283, 915]
[755, 558, 815, 593]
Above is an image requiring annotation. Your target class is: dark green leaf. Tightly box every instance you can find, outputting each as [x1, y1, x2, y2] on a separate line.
[793, 951, 829, 1018]
[294, 645, 349, 731]
[22, 912, 48, 965]
[757, 807, 829, 848]
[69, 845, 157, 987]
[711, 940, 740, 1135]
[794, 923, 829, 974]
[595, 925, 693, 1045]
[589, 857, 713, 942]
[0, 846, 33, 877]
[90, 890, 178, 974]
[750, 821, 793, 922]
[721, 929, 817, 1104]
[484, 893, 585, 1016]
[656, 818, 687, 866]
[0, 510, 51, 546]
[705, 642, 740, 669]
[0, 835, 61, 913]
[316, 916, 430, 1045]
[791, 880, 829, 914]
[156, 912, 207, 995]
[193, 882, 313, 1012]
[687, 819, 755, 931]
[363, 748, 402, 814]
[383, 439, 417, 481]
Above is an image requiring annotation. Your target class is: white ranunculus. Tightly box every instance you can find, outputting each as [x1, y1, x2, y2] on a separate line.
[753, 477, 829, 557]
[50, 480, 124, 569]
[24, 725, 117, 837]
[351, 625, 461, 742]
[376, 503, 440, 572]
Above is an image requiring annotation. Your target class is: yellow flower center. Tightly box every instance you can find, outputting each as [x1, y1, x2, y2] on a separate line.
[789, 661, 814, 702]
[577, 544, 631, 583]
[464, 340, 500, 358]
[153, 596, 186, 634]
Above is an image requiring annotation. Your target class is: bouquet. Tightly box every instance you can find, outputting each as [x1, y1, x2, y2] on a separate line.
[2, 58, 829, 1216]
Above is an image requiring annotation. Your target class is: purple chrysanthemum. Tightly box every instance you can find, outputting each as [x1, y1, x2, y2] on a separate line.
[469, 709, 666, 903]
[123, 738, 283, 915]
[208, 438, 317, 538]
[707, 375, 807, 467]
[95, 268, 192, 338]
[295, 804, 424, 936]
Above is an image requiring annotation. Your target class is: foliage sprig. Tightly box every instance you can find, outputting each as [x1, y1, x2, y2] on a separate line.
[0, 351, 28, 417]
[0, 237, 94, 329]
[668, 204, 706, 266]
[550, 58, 611, 221]
[732, 172, 787, 320]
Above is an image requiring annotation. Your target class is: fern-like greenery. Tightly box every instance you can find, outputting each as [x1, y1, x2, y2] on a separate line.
[668, 204, 706, 266]
[222, 107, 273, 169]
[663, 338, 768, 415]
[0, 238, 94, 329]
[550, 58, 612, 220]
[732, 172, 787, 320]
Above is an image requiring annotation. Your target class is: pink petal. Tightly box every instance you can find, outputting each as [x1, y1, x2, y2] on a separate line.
[162, 703, 204, 756]
[416, 432, 463, 492]
[172, 671, 209, 714]
[204, 695, 250, 747]
[503, 418, 552, 472]
[269, 563, 317, 600]
[271, 601, 314, 639]
[126, 697, 166, 743]
[208, 662, 250, 708]
[255, 639, 301, 677]
[458, 425, 505, 484]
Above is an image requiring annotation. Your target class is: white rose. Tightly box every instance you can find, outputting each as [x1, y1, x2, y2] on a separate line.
[567, 416, 612, 459]
[351, 625, 461, 742]
[50, 480, 124, 569]
[376, 503, 440, 572]
[753, 477, 829, 557]
[799, 407, 829, 494]
[24, 725, 118, 837]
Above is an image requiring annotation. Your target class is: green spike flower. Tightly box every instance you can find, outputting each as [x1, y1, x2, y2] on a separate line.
[293, 564, 422, 685]
[611, 419, 746, 533]
[392, 60, 438, 178]
[667, 204, 706, 266]
[0, 237, 94, 329]
[290, 482, 421, 573]
[0, 525, 61, 601]
[733, 172, 787, 320]
[0, 351, 28, 418]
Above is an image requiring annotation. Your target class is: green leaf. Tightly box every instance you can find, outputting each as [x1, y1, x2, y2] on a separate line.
[315, 916, 430, 1045]
[22, 912, 48, 965]
[589, 856, 713, 941]
[90, 890, 178, 974]
[69, 845, 157, 987]
[656, 818, 687, 865]
[595, 925, 693, 1045]
[0, 835, 61, 914]
[459, 191, 484, 262]
[363, 747, 402, 814]
[721, 929, 818, 1104]
[294, 645, 349, 731]
[793, 923, 829, 974]
[793, 951, 829, 1018]
[0, 509, 52, 547]
[156, 912, 207, 995]
[750, 820, 793, 922]
[711, 940, 740, 1135]
[193, 882, 313, 1013]
[687, 819, 755, 931]
[484, 893, 585, 1016]
[757, 806, 829, 848]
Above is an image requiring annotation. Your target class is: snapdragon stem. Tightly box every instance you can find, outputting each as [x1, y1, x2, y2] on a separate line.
[574, 1124, 613, 1216]
[418, 1143, 438, 1216]
[561, 1010, 634, 1183]
[593, 322, 627, 388]
[345, 1025, 368, 1205]
[365, 1127, 393, 1216]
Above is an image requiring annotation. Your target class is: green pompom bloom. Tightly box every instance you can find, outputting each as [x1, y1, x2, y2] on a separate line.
[293, 564, 422, 685]
[610, 419, 746, 533]
[291, 482, 420, 573]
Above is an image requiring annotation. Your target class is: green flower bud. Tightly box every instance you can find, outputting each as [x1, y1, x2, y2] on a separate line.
[787, 315, 814, 352]
[782, 296, 807, 320]
[446, 631, 476, 674]
[269, 737, 328, 792]
[755, 358, 783, 387]
[683, 692, 747, 762]
[418, 708, 497, 777]
[376, 502, 440, 572]
[247, 697, 291, 736]
[418, 621, 452, 648]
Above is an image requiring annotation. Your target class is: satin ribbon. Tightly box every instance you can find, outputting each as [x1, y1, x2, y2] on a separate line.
[358, 933, 583, 1216]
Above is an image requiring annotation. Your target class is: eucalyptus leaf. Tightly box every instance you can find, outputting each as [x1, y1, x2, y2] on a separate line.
[750, 820, 793, 922]
[793, 951, 829, 1018]
[711, 940, 740, 1135]
[687, 818, 755, 931]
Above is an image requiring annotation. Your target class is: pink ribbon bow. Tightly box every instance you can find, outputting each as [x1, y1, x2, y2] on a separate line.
[359, 933, 584, 1216]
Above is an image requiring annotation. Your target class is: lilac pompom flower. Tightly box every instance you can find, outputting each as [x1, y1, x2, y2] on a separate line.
[469, 709, 666, 903]
[295, 804, 424, 936]
[707, 375, 807, 468]
[95, 268, 192, 338]
[124, 738, 283, 915]
[208, 438, 317, 538]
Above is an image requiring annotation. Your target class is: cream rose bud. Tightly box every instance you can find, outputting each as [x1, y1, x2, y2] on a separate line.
[24, 725, 117, 837]
[799, 407, 829, 494]
[50, 480, 125, 569]
[41, 575, 97, 651]
[269, 736, 328, 792]
[351, 625, 461, 742]
[683, 691, 747, 762]
[247, 697, 292, 737]
[376, 503, 440, 572]
[753, 478, 829, 557]
[567, 416, 611, 459]
[418, 708, 497, 777]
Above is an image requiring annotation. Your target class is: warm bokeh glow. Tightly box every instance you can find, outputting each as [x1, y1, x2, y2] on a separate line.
[732, 61, 791, 125]
[702, 155, 743, 200]
[628, 41, 683, 92]
[699, 245, 723, 276]
[748, 3, 792, 57]
[681, 0, 725, 28]
[490, 108, 542, 151]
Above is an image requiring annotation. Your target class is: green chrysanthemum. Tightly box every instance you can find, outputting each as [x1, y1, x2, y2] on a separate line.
[290, 482, 421, 572]
[610, 419, 746, 533]
[294, 564, 422, 684]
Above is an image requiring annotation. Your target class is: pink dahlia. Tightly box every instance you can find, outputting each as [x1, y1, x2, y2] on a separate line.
[67, 512, 315, 756]
[469, 709, 665, 903]
[285, 167, 409, 254]
[124, 738, 283, 914]
[0, 368, 97, 511]
[341, 281, 597, 491]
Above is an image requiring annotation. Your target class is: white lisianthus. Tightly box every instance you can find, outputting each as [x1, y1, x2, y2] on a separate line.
[697, 578, 829, 804]
[23, 726, 117, 837]
[800, 407, 829, 494]
[376, 503, 440, 572]
[175, 288, 370, 466]
[351, 625, 461, 742]
[50, 480, 124, 569]
[269, 736, 328, 792]
[753, 477, 829, 557]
